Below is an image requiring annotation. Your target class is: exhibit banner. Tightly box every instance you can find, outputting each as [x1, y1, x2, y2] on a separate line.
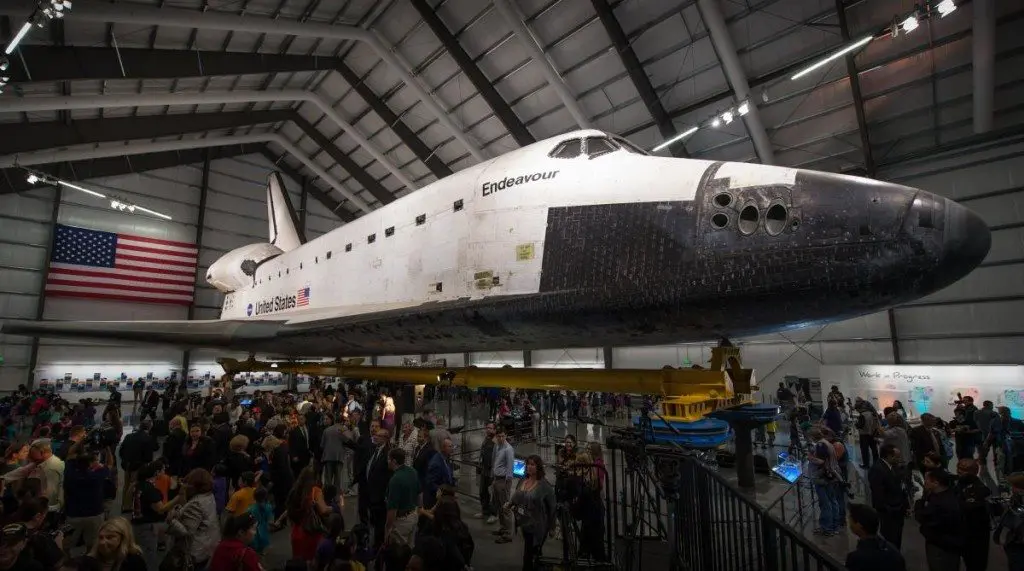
[820, 364, 1024, 420]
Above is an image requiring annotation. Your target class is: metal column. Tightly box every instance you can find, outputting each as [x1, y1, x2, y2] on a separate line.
[835, 0, 875, 176]
[181, 150, 211, 382]
[26, 179, 64, 389]
[973, 0, 995, 133]
[696, 0, 775, 164]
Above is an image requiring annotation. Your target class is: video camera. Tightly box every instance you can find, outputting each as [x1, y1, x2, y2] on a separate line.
[86, 423, 119, 451]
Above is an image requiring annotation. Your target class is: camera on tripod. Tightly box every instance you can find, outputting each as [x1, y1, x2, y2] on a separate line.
[85, 424, 119, 451]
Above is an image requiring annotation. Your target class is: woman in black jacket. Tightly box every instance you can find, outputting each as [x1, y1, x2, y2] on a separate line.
[162, 416, 188, 477]
[265, 424, 294, 519]
[225, 434, 254, 490]
[915, 469, 962, 571]
[182, 425, 218, 473]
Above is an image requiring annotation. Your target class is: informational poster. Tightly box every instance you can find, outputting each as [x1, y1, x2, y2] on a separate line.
[822, 365, 1024, 420]
[999, 389, 1024, 419]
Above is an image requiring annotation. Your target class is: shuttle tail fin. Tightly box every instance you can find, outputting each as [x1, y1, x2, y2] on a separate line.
[267, 172, 305, 252]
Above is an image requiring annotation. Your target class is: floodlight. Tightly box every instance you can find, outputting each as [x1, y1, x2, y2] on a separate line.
[738, 101, 750, 116]
[711, 117, 722, 128]
[0, 56, 9, 72]
[27, 174, 38, 184]
[722, 111, 734, 125]
[937, 0, 956, 17]
[900, 14, 919, 33]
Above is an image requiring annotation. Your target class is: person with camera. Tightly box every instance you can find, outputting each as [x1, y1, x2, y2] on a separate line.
[119, 420, 159, 512]
[9, 498, 62, 571]
[806, 427, 843, 536]
[62, 440, 112, 554]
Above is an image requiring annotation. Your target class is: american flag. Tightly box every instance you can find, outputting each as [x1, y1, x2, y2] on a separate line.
[46, 224, 198, 306]
[297, 286, 310, 307]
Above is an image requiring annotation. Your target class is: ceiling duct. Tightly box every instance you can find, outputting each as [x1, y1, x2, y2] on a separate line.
[0, 132, 373, 213]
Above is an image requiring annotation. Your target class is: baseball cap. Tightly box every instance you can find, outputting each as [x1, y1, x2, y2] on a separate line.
[1, 524, 27, 543]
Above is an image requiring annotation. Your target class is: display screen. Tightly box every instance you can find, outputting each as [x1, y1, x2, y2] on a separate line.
[239, 399, 253, 407]
[772, 451, 803, 484]
[513, 458, 526, 478]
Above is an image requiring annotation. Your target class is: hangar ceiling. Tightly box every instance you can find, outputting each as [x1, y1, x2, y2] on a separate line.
[0, 0, 1020, 218]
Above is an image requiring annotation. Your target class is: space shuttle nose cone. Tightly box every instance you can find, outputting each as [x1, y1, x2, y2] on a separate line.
[940, 200, 991, 278]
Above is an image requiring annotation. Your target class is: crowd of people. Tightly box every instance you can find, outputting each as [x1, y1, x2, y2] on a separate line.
[0, 379, 622, 571]
[777, 382, 1024, 571]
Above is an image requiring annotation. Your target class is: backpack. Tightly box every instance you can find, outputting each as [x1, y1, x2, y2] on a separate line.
[454, 523, 475, 564]
[855, 414, 866, 430]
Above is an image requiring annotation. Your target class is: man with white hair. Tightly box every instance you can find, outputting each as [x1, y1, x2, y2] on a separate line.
[2, 439, 65, 510]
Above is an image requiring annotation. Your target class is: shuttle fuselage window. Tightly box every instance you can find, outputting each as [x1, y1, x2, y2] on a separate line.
[550, 138, 582, 159]
[584, 137, 618, 159]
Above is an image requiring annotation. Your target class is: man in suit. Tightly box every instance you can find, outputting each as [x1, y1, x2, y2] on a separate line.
[365, 427, 393, 552]
[320, 414, 347, 492]
[412, 426, 436, 491]
[845, 502, 906, 571]
[424, 437, 455, 509]
[868, 444, 909, 548]
[288, 414, 312, 476]
[350, 418, 380, 525]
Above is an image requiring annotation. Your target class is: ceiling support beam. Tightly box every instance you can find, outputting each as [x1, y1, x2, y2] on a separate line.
[974, 0, 995, 133]
[590, 0, 687, 158]
[0, 144, 259, 195]
[0, 132, 371, 213]
[696, 0, 775, 164]
[411, 0, 535, 147]
[491, 0, 593, 130]
[9, 46, 338, 83]
[0, 108, 397, 207]
[0, 109, 293, 155]
[835, 0, 874, 176]
[263, 149, 354, 222]
[0, 0, 486, 162]
[0, 90, 415, 191]
[335, 62, 453, 180]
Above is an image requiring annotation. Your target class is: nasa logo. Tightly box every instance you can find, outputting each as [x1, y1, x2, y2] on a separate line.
[246, 303, 253, 317]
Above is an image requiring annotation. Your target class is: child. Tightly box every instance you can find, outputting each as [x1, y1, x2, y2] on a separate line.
[248, 487, 275, 555]
[212, 463, 228, 515]
[226, 471, 258, 517]
[330, 531, 367, 571]
[314, 514, 346, 571]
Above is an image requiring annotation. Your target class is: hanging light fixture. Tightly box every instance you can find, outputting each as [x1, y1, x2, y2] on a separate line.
[936, 0, 956, 17]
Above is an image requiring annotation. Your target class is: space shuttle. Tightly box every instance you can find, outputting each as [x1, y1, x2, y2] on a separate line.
[1, 129, 991, 357]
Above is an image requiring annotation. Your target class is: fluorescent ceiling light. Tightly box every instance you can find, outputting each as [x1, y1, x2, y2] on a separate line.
[4, 22, 31, 55]
[134, 205, 173, 221]
[58, 179, 107, 199]
[791, 35, 874, 81]
[651, 126, 699, 152]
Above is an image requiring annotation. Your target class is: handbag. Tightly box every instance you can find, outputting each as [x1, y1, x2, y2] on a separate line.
[302, 503, 327, 534]
[160, 538, 195, 571]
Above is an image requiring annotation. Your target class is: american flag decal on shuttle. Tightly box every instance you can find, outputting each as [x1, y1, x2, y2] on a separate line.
[297, 286, 310, 307]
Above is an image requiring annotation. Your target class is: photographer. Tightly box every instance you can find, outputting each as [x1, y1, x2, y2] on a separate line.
[118, 420, 158, 512]
[13, 498, 63, 571]
[62, 441, 112, 554]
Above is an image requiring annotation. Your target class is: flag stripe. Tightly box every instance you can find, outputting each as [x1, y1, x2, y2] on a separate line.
[114, 260, 195, 277]
[47, 277, 195, 294]
[116, 252, 196, 268]
[48, 224, 198, 306]
[46, 289, 192, 306]
[45, 283, 193, 301]
[118, 238, 199, 256]
[117, 243, 200, 262]
[119, 233, 199, 251]
[49, 264, 194, 285]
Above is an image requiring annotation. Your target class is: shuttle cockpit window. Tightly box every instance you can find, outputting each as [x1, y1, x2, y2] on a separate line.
[612, 136, 649, 155]
[549, 138, 582, 159]
[584, 136, 618, 159]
